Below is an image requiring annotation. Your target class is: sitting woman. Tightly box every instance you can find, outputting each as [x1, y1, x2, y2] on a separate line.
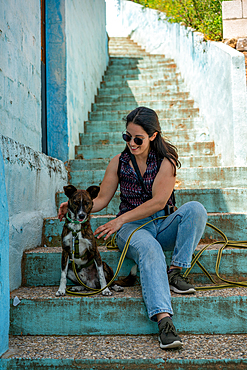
[58, 106, 207, 349]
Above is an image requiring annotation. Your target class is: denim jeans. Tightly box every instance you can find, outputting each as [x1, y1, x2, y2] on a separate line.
[116, 201, 207, 321]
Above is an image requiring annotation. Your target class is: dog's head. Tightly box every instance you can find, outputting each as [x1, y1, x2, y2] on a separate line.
[64, 185, 100, 222]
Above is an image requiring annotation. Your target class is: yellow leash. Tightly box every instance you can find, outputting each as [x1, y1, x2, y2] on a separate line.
[66, 216, 247, 296]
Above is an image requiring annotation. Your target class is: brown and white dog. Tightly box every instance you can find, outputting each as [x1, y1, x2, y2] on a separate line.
[56, 185, 136, 297]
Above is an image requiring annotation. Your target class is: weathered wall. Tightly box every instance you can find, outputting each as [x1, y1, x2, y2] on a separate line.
[107, 0, 247, 167]
[0, 0, 41, 151]
[0, 148, 9, 357]
[222, 0, 247, 38]
[46, 0, 108, 162]
[0, 136, 68, 291]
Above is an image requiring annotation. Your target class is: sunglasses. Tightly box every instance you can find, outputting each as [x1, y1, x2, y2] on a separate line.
[122, 132, 147, 146]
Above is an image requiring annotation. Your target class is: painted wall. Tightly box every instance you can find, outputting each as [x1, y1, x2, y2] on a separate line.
[46, 0, 108, 162]
[0, 148, 9, 357]
[106, 0, 247, 167]
[222, 0, 247, 38]
[0, 0, 42, 152]
[0, 135, 68, 291]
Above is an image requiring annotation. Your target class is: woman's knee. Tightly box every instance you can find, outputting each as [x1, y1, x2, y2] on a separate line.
[180, 201, 207, 223]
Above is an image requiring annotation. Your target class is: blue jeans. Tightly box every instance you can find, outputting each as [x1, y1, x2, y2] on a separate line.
[116, 201, 207, 321]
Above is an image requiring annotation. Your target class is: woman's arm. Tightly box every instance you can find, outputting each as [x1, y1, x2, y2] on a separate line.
[91, 154, 120, 213]
[94, 158, 176, 240]
[57, 154, 120, 221]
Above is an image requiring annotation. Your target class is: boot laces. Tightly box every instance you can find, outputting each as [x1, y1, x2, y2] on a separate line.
[161, 321, 177, 336]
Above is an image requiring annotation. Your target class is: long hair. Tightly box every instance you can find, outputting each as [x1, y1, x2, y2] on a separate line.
[124, 106, 181, 176]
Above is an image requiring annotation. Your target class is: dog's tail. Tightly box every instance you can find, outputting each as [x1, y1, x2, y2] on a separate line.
[113, 264, 137, 287]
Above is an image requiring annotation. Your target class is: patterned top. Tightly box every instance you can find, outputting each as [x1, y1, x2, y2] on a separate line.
[117, 149, 173, 216]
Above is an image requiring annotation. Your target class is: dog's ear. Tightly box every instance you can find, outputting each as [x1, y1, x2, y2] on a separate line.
[64, 185, 77, 199]
[86, 185, 100, 200]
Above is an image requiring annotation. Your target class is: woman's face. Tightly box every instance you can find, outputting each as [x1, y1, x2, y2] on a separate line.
[125, 122, 157, 157]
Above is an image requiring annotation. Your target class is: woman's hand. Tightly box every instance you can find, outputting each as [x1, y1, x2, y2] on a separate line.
[58, 201, 68, 221]
[94, 217, 124, 240]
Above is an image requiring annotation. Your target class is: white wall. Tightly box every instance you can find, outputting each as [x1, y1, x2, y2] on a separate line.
[66, 0, 108, 159]
[0, 135, 68, 290]
[107, 1, 247, 166]
[0, 0, 42, 151]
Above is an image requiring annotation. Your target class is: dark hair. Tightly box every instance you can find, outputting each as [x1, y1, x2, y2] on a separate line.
[124, 106, 181, 176]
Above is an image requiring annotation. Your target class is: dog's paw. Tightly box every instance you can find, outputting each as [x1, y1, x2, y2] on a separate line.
[56, 289, 66, 296]
[102, 287, 112, 296]
[111, 284, 124, 292]
[70, 286, 86, 292]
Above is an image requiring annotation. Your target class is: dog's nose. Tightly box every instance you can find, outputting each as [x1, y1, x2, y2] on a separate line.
[78, 213, 85, 221]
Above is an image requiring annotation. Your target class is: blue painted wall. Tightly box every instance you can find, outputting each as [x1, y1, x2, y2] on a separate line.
[46, 0, 68, 162]
[46, 0, 108, 162]
[0, 148, 9, 356]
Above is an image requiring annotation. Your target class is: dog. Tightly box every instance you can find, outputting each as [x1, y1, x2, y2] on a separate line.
[56, 185, 137, 297]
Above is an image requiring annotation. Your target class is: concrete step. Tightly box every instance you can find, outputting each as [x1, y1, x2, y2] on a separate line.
[22, 246, 247, 287]
[103, 71, 180, 82]
[84, 118, 202, 133]
[42, 212, 247, 248]
[9, 286, 247, 335]
[100, 77, 184, 89]
[74, 141, 213, 160]
[67, 155, 220, 172]
[98, 83, 188, 96]
[92, 99, 195, 112]
[109, 56, 174, 66]
[55, 187, 244, 215]
[95, 91, 190, 103]
[3, 335, 247, 369]
[106, 62, 177, 73]
[79, 130, 208, 146]
[109, 52, 151, 57]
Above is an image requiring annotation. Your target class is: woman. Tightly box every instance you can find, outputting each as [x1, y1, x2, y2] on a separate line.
[58, 107, 207, 349]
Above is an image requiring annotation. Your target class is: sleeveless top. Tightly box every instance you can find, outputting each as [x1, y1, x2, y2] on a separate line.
[117, 149, 174, 216]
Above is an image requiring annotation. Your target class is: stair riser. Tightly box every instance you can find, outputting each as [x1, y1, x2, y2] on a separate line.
[75, 142, 213, 160]
[92, 100, 194, 112]
[70, 166, 247, 190]
[95, 92, 190, 103]
[9, 296, 247, 335]
[103, 72, 180, 82]
[100, 78, 184, 88]
[23, 249, 247, 287]
[56, 188, 245, 214]
[68, 156, 219, 172]
[89, 109, 199, 122]
[85, 119, 200, 133]
[42, 213, 247, 248]
[67, 155, 219, 172]
[2, 358, 247, 370]
[107, 63, 177, 73]
[79, 130, 207, 145]
[98, 85, 187, 96]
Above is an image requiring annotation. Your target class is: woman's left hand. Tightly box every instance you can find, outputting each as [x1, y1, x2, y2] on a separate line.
[94, 217, 124, 240]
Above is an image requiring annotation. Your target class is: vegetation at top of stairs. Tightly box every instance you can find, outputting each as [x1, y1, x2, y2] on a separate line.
[130, 0, 232, 41]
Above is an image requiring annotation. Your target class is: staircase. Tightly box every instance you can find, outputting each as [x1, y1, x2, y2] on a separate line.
[3, 38, 247, 369]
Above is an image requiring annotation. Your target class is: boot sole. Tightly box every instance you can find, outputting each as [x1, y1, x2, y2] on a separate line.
[170, 285, 196, 294]
[158, 337, 183, 349]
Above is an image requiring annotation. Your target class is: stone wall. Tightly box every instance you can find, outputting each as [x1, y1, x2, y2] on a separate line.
[0, 148, 9, 357]
[46, 0, 108, 162]
[0, 0, 42, 151]
[223, 0, 247, 39]
[107, 0, 247, 167]
[0, 136, 68, 291]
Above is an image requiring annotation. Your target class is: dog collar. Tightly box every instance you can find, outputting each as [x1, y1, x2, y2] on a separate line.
[65, 213, 88, 224]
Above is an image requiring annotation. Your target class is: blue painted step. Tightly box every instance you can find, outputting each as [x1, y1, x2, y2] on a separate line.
[9, 288, 247, 335]
[55, 188, 247, 214]
[42, 213, 247, 248]
[22, 246, 247, 287]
